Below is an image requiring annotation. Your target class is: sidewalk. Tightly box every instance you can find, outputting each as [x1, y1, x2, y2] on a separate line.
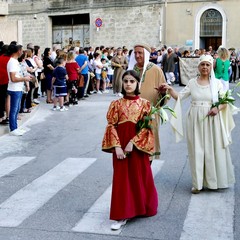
[0, 105, 39, 137]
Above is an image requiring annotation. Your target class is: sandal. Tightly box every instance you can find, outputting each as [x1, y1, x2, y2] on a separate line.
[46, 100, 53, 104]
[23, 109, 31, 113]
[191, 187, 201, 194]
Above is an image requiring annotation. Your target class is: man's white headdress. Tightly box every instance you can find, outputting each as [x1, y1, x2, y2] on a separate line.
[128, 44, 151, 85]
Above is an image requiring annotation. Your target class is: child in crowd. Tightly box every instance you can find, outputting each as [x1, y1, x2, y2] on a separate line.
[107, 55, 114, 89]
[101, 58, 109, 93]
[52, 58, 69, 111]
[102, 70, 158, 231]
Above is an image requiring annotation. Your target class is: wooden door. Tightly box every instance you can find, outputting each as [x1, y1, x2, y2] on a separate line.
[205, 37, 222, 52]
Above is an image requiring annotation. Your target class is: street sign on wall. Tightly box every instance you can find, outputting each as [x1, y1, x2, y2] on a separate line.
[95, 18, 102, 28]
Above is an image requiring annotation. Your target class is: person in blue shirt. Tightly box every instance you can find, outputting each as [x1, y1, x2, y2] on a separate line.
[75, 48, 89, 99]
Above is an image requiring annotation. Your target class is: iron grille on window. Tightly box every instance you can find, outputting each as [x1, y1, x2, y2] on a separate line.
[200, 9, 222, 37]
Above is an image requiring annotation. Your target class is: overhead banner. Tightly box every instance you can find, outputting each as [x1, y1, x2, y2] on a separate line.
[179, 57, 200, 85]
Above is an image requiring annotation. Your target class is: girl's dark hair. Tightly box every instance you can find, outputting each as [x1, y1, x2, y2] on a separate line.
[34, 45, 40, 56]
[8, 44, 22, 55]
[18, 50, 26, 62]
[121, 70, 141, 96]
[128, 49, 133, 56]
[43, 47, 50, 57]
[0, 44, 9, 56]
[107, 55, 113, 60]
[94, 46, 100, 53]
[93, 52, 100, 59]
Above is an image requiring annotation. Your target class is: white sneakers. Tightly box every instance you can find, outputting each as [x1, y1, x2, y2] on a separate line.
[52, 106, 68, 112]
[52, 106, 60, 111]
[90, 90, 97, 94]
[33, 99, 40, 104]
[60, 106, 68, 112]
[111, 219, 128, 231]
[10, 128, 25, 136]
[102, 90, 109, 93]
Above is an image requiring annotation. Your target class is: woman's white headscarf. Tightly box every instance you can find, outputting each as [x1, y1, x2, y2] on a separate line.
[198, 55, 219, 103]
[128, 44, 151, 86]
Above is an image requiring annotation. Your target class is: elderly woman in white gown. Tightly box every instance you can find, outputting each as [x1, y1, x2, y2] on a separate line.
[160, 54, 235, 194]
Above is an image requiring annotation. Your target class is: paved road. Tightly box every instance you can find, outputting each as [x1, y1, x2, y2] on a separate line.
[0, 84, 239, 240]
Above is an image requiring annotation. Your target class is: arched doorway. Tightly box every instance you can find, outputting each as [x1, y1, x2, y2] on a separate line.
[199, 9, 222, 51]
[195, 5, 226, 51]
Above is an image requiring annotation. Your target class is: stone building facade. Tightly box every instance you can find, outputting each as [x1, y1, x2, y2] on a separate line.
[0, 0, 239, 52]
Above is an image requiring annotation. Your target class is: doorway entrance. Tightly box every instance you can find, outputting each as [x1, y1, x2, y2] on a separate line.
[200, 37, 222, 52]
[52, 14, 90, 49]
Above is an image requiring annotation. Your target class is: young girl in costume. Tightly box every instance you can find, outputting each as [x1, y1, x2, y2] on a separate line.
[102, 70, 158, 230]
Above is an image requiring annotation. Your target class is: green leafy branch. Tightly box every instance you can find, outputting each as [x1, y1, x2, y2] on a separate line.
[136, 93, 177, 133]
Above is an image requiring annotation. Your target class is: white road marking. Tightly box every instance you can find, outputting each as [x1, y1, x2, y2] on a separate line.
[0, 156, 35, 178]
[72, 160, 164, 235]
[0, 158, 96, 227]
[180, 187, 234, 240]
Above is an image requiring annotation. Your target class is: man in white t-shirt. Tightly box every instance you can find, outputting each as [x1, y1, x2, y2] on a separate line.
[7, 44, 32, 136]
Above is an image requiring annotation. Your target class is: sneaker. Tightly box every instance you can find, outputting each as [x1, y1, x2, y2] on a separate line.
[111, 219, 128, 231]
[10, 128, 24, 136]
[84, 94, 89, 98]
[117, 93, 123, 97]
[33, 99, 40, 104]
[97, 91, 102, 94]
[170, 76, 176, 83]
[19, 128, 28, 133]
[52, 106, 57, 111]
[102, 90, 109, 93]
[60, 106, 68, 112]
